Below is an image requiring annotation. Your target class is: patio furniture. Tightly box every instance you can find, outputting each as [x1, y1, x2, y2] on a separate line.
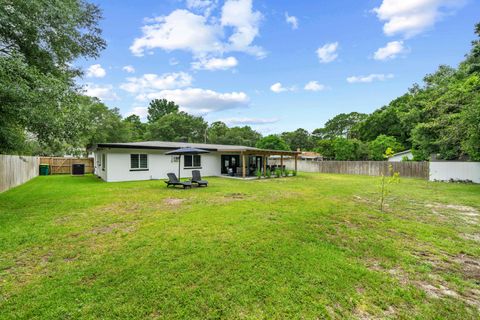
[191, 170, 208, 187]
[165, 173, 192, 189]
[165, 147, 210, 179]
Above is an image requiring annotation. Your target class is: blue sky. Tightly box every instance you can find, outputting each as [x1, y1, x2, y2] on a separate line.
[79, 0, 480, 134]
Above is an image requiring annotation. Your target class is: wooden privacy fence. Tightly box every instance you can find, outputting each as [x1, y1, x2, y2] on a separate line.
[0, 155, 39, 193]
[270, 159, 430, 179]
[39, 157, 94, 174]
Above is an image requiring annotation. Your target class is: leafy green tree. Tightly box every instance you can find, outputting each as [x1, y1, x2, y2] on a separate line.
[281, 128, 314, 151]
[147, 99, 179, 123]
[368, 135, 404, 160]
[460, 94, 480, 160]
[255, 135, 290, 150]
[77, 96, 130, 151]
[314, 140, 335, 159]
[123, 115, 146, 141]
[332, 138, 368, 160]
[318, 112, 368, 139]
[207, 122, 261, 147]
[0, 0, 106, 154]
[146, 112, 207, 142]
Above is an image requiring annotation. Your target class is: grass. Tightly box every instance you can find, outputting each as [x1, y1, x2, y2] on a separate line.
[0, 173, 479, 319]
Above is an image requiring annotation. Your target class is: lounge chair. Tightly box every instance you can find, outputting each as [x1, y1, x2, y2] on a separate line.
[165, 173, 192, 189]
[191, 170, 208, 187]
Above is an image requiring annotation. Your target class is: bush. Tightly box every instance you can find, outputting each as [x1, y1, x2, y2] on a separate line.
[255, 169, 262, 179]
[274, 168, 282, 178]
[266, 168, 271, 178]
[292, 170, 297, 176]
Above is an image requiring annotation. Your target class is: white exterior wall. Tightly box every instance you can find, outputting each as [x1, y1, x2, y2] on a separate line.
[94, 151, 108, 181]
[388, 152, 413, 162]
[94, 148, 222, 182]
[429, 161, 480, 183]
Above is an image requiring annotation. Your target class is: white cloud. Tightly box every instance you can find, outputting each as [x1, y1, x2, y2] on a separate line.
[169, 58, 180, 66]
[192, 56, 238, 70]
[316, 42, 339, 63]
[130, 1, 265, 58]
[125, 106, 148, 119]
[346, 74, 394, 83]
[86, 64, 106, 78]
[374, 41, 408, 60]
[122, 65, 135, 73]
[120, 72, 193, 94]
[186, 0, 215, 10]
[220, 117, 279, 125]
[285, 12, 298, 29]
[221, 0, 264, 58]
[136, 88, 249, 114]
[373, 0, 466, 38]
[130, 10, 222, 57]
[304, 81, 326, 92]
[186, 0, 217, 16]
[84, 84, 118, 101]
[270, 82, 295, 93]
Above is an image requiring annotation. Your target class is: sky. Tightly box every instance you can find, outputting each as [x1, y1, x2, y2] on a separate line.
[78, 0, 480, 134]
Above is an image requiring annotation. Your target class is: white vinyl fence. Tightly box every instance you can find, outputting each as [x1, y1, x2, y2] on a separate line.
[0, 155, 39, 193]
[429, 161, 480, 183]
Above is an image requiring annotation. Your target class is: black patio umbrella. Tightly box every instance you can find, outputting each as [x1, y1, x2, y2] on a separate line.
[165, 147, 210, 179]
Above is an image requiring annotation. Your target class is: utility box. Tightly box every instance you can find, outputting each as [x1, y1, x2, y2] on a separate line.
[72, 164, 85, 175]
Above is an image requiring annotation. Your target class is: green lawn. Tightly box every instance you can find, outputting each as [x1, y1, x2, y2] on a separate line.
[0, 173, 479, 319]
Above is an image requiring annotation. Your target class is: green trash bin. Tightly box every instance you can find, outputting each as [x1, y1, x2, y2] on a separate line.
[39, 164, 50, 175]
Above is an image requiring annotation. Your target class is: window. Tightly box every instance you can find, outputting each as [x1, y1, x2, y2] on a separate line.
[184, 155, 201, 168]
[101, 153, 106, 171]
[130, 154, 148, 170]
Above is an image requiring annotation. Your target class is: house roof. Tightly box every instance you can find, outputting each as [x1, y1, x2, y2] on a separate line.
[391, 149, 412, 156]
[93, 141, 300, 155]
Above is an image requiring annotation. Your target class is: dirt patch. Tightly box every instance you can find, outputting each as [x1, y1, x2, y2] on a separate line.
[98, 202, 142, 215]
[453, 254, 480, 281]
[225, 192, 247, 199]
[163, 198, 185, 206]
[90, 221, 137, 235]
[426, 203, 479, 224]
[417, 282, 459, 299]
[462, 233, 480, 243]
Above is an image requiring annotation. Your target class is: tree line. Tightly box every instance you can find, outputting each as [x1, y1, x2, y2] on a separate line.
[1, 1, 478, 161]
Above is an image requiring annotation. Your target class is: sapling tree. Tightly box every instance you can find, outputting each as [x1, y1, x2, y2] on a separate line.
[379, 148, 400, 212]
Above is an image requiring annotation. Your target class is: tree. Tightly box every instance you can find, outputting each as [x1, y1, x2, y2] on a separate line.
[315, 140, 335, 159]
[207, 122, 261, 146]
[147, 99, 179, 123]
[281, 128, 314, 151]
[123, 115, 146, 141]
[0, 0, 106, 154]
[146, 112, 207, 142]
[77, 97, 130, 151]
[318, 112, 368, 139]
[368, 135, 404, 160]
[332, 138, 368, 160]
[255, 135, 290, 151]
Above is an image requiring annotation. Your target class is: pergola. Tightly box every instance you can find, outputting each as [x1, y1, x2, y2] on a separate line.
[220, 149, 301, 178]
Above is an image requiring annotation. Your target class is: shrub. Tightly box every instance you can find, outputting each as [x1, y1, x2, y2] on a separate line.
[266, 168, 271, 178]
[292, 170, 297, 176]
[255, 169, 262, 179]
[274, 168, 282, 178]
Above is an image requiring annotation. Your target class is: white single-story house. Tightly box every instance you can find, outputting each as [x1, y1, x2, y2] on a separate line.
[91, 141, 300, 182]
[388, 150, 413, 162]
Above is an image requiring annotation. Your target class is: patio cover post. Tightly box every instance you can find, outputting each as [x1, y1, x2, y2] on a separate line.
[294, 154, 298, 172]
[178, 155, 181, 179]
[280, 154, 283, 171]
[242, 152, 246, 178]
[263, 155, 266, 176]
